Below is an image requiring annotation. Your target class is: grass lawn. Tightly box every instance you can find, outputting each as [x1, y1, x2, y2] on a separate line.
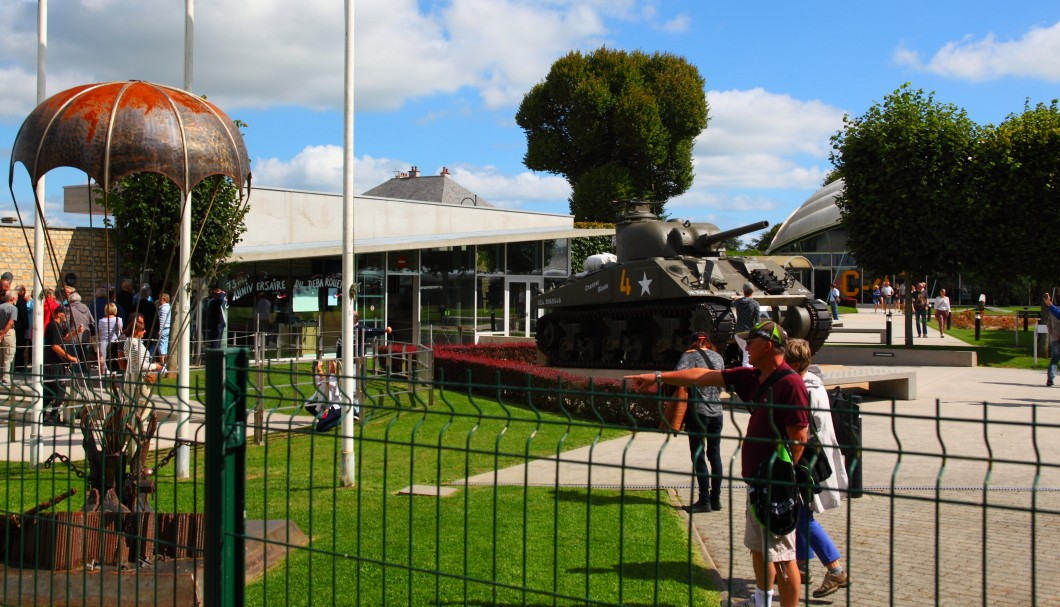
[1, 376, 718, 607]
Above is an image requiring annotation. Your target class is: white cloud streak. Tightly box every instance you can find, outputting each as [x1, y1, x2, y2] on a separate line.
[894, 21, 1060, 82]
[252, 147, 571, 210]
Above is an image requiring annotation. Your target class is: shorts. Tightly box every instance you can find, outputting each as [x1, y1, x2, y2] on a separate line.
[743, 490, 797, 561]
[156, 333, 170, 356]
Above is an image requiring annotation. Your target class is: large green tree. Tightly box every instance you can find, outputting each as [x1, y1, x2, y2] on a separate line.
[830, 84, 979, 344]
[516, 47, 707, 222]
[105, 172, 249, 292]
[976, 100, 1060, 285]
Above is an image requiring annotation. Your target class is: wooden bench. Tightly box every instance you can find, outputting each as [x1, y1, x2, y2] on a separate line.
[821, 366, 916, 400]
[828, 327, 887, 344]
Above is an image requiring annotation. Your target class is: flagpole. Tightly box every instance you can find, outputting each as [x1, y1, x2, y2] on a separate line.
[30, 0, 47, 468]
[174, 0, 195, 479]
[339, 0, 356, 486]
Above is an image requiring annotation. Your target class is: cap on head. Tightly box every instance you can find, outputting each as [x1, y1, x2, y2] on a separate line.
[742, 282, 754, 295]
[737, 320, 787, 348]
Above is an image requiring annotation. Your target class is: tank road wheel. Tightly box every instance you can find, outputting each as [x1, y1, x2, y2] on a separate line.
[535, 314, 564, 362]
[620, 328, 651, 367]
[574, 320, 605, 364]
[651, 306, 686, 368]
[781, 299, 833, 353]
[601, 317, 624, 365]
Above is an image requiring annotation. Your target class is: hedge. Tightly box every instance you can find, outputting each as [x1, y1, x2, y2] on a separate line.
[433, 343, 668, 429]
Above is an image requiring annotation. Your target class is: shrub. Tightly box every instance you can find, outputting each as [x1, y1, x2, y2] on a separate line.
[434, 343, 665, 428]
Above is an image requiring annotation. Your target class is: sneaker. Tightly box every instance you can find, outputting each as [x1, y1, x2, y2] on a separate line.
[682, 500, 711, 513]
[727, 598, 756, 607]
[812, 570, 850, 598]
[1048, 380, 1054, 387]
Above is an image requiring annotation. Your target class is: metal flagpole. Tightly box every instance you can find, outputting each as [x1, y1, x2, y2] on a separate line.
[174, 0, 195, 479]
[340, 0, 356, 486]
[29, 0, 47, 468]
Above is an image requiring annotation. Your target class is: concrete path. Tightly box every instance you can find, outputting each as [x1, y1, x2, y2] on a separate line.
[461, 307, 1060, 606]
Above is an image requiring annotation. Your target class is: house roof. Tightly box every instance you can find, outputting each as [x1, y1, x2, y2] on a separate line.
[362, 168, 494, 208]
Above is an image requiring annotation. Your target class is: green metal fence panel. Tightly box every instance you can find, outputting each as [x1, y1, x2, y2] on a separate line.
[0, 356, 1055, 606]
[205, 348, 248, 607]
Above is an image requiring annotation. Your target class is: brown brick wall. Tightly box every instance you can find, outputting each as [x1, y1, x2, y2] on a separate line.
[0, 225, 113, 290]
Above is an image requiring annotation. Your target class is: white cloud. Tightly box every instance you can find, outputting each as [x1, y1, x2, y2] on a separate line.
[691, 88, 843, 190]
[0, 0, 635, 119]
[444, 164, 571, 209]
[254, 146, 410, 194]
[252, 148, 570, 210]
[894, 21, 1060, 82]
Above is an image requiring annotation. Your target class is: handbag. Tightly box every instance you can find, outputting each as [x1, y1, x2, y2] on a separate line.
[658, 384, 688, 435]
[795, 427, 833, 503]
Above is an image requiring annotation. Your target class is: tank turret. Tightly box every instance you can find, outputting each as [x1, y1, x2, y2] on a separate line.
[535, 202, 832, 369]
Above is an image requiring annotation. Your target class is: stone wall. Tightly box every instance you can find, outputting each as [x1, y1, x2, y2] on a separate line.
[0, 225, 112, 289]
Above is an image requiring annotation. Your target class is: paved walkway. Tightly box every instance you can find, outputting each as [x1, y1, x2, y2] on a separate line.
[462, 308, 1060, 606]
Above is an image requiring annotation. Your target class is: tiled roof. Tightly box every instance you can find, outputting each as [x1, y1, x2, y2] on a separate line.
[363, 174, 493, 208]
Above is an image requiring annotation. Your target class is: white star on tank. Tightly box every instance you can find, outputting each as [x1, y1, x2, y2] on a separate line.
[638, 273, 652, 295]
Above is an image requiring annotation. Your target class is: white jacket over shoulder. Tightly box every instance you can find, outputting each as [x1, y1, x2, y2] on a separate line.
[804, 372, 849, 513]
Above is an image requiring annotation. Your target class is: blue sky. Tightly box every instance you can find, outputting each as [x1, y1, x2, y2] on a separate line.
[2, 0, 1059, 237]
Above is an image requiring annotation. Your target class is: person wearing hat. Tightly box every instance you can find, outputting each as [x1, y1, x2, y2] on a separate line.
[676, 331, 726, 513]
[627, 320, 810, 607]
[732, 282, 760, 367]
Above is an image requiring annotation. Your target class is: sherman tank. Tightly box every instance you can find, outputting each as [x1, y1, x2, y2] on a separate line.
[535, 202, 832, 369]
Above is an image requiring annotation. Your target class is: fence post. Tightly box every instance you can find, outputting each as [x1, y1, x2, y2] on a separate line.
[204, 347, 248, 607]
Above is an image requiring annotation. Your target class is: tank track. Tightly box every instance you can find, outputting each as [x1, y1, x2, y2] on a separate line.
[802, 298, 833, 353]
[536, 301, 735, 370]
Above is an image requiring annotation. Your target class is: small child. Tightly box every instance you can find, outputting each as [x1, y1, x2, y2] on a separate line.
[304, 360, 343, 432]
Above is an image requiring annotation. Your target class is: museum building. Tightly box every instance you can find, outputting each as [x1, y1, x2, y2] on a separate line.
[64, 167, 611, 352]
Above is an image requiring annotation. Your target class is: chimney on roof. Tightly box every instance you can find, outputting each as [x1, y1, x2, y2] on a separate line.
[409, 166, 420, 178]
[441, 167, 450, 176]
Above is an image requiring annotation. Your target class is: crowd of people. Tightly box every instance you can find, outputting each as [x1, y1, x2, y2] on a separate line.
[0, 274, 175, 423]
[628, 322, 853, 607]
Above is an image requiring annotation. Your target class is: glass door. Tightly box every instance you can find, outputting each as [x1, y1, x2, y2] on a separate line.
[507, 280, 542, 337]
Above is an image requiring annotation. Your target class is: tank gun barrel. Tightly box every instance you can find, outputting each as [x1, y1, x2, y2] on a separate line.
[697, 220, 769, 251]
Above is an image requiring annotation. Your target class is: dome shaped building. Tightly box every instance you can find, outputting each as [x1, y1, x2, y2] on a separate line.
[767, 179, 865, 303]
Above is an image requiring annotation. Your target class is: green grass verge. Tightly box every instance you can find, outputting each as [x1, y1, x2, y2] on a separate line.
[0, 381, 717, 607]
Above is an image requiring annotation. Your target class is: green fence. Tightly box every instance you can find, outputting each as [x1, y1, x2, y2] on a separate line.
[0, 351, 1055, 606]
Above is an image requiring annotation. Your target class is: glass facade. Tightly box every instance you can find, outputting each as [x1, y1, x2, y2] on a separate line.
[223, 238, 570, 350]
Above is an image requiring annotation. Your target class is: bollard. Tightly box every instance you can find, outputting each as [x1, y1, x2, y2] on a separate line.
[975, 312, 982, 341]
[885, 312, 892, 345]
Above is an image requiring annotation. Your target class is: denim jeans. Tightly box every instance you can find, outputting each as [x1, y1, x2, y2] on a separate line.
[829, 301, 839, 320]
[915, 309, 929, 336]
[687, 411, 723, 503]
[1049, 340, 1060, 382]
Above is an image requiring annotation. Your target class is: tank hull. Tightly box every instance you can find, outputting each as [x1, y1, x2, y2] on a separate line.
[535, 256, 832, 370]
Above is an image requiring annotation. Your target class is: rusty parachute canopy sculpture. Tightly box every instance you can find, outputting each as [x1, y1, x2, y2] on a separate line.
[1, 82, 252, 567]
[8, 80, 251, 195]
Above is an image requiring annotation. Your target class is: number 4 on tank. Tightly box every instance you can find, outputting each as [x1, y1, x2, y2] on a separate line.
[619, 269, 632, 296]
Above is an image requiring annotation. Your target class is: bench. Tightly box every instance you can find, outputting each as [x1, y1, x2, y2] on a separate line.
[821, 366, 916, 400]
[828, 327, 887, 344]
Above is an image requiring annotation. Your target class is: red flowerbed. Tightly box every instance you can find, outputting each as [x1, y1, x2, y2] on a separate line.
[433, 343, 665, 428]
[951, 309, 1040, 331]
